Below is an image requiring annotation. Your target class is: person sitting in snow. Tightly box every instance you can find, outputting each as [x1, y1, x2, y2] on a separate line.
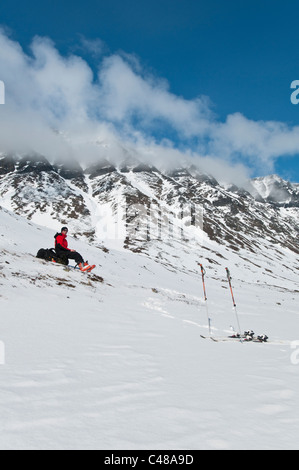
[54, 227, 94, 272]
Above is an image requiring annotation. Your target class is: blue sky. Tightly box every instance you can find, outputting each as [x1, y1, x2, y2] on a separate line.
[0, 0, 299, 182]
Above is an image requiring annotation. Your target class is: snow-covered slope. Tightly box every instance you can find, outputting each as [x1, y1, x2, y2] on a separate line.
[0, 205, 299, 450]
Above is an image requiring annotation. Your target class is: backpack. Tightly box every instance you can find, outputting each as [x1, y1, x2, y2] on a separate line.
[54, 232, 60, 248]
[36, 248, 69, 266]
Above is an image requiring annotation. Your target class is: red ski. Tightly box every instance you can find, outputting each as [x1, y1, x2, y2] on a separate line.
[79, 263, 96, 273]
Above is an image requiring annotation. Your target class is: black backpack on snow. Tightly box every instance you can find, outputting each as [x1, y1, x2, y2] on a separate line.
[36, 248, 69, 266]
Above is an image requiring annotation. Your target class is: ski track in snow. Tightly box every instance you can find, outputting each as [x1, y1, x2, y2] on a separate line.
[0, 207, 299, 449]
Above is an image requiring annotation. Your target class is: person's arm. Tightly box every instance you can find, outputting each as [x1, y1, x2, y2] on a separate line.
[56, 243, 70, 252]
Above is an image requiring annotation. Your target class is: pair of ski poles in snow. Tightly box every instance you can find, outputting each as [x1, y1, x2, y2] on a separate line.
[198, 264, 242, 337]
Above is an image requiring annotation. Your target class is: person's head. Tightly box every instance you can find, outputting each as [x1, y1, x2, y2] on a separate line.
[61, 227, 68, 236]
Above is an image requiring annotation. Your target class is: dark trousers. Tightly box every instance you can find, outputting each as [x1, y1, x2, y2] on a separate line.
[56, 249, 84, 265]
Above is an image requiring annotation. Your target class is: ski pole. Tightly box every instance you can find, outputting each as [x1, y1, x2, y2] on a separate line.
[199, 263, 212, 336]
[225, 268, 242, 338]
[199, 263, 207, 301]
[226, 267, 236, 307]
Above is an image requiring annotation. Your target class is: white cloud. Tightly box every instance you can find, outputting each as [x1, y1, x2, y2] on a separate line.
[97, 54, 212, 137]
[0, 29, 298, 181]
[209, 113, 299, 173]
[78, 35, 106, 58]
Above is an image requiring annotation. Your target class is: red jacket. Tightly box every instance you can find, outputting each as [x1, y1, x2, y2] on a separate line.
[55, 233, 70, 252]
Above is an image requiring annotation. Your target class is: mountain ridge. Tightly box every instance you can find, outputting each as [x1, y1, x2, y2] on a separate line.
[0, 152, 298, 259]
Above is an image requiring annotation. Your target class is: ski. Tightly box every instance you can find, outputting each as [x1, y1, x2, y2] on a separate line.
[200, 335, 242, 343]
[73, 264, 96, 273]
[213, 337, 272, 344]
[201, 331, 269, 343]
[50, 260, 96, 273]
[200, 335, 220, 342]
[228, 331, 269, 343]
[78, 264, 96, 273]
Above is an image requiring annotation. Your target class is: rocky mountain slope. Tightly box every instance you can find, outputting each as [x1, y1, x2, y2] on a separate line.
[0, 151, 298, 261]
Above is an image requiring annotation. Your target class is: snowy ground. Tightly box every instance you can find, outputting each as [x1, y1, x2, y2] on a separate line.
[0, 206, 298, 450]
